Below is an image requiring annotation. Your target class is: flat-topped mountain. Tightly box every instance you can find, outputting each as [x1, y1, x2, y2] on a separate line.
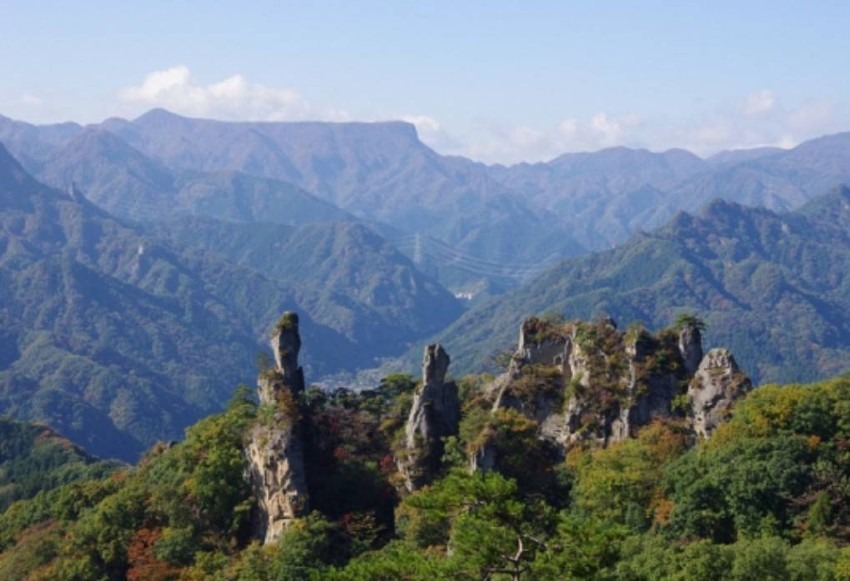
[7, 110, 850, 294]
[2, 110, 583, 292]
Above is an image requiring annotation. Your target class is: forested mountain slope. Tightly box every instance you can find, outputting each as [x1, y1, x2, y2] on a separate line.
[6, 111, 850, 295]
[1, 314, 849, 579]
[0, 146, 460, 460]
[432, 186, 850, 385]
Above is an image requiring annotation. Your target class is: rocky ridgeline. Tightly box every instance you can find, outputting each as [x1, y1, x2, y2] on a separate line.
[246, 311, 750, 526]
[245, 312, 465, 540]
[468, 315, 751, 472]
[246, 312, 309, 544]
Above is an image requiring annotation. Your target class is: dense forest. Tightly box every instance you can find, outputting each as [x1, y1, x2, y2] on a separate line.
[2, 314, 850, 580]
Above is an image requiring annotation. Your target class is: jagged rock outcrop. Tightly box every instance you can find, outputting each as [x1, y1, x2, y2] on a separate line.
[688, 348, 752, 438]
[470, 315, 750, 472]
[398, 344, 460, 491]
[246, 312, 309, 544]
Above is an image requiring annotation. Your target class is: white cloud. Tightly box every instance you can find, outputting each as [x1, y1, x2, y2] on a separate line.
[674, 94, 840, 155]
[402, 114, 441, 135]
[400, 114, 465, 153]
[119, 65, 346, 121]
[740, 90, 776, 116]
[450, 92, 847, 164]
[113, 74, 849, 163]
[590, 113, 622, 140]
[18, 93, 43, 106]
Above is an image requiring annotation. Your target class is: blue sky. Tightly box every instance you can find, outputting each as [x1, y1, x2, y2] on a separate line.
[1, 0, 848, 163]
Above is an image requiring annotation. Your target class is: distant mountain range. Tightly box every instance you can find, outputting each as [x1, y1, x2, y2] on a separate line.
[0, 145, 459, 460]
[5, 109, 850, 458]
[430, 186, 850, 385]
[5, 110, 850, 295]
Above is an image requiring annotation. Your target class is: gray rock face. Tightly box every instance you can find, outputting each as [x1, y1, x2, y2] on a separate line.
[678, 323, 703, 376]
[469, 441, 497, 473]
[246, 312, 309, 543]
[605, 332, 680, 444]
[271, 312, 305, 393]
[689, 348, 752, 438]
[473, 317, 749, 467]
[515, 318, 570, 368]
[398, 344, 460, 491]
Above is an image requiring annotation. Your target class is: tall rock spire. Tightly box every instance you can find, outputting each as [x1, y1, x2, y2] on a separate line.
[246, 312, 309, 544]
[398, 344, 460, 491]
[678, 320, 704, 376]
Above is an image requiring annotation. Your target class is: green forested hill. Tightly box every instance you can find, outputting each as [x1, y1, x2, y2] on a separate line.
[0, 145, 456, 460]
[0, 143, 291, 459]
[0, 417, 118, 513]
[431, 187, 850, 384]
[148, 216, 463, 356]
[2, 349, 850, 579]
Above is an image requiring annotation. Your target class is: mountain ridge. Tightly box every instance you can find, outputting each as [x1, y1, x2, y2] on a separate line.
[0, 149, 462, 460]
[425, 186, 850, 385]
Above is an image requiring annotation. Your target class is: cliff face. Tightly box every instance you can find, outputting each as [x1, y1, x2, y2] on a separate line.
[689, 348, 752, 438]
[398, 344, 460, 491]
[471, 316, 749, 471]
[246, 312, 310, 544]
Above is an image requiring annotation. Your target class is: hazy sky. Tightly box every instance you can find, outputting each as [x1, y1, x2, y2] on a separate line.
[1, 1, 848, 163]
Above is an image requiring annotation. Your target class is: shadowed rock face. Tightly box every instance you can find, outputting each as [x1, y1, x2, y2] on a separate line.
[678, 323, 703, 376]
[271, 312, 305, 393]
[398, 344, 460, 491]
[688, 348, 752, 438]
[247, 312, 309, 544]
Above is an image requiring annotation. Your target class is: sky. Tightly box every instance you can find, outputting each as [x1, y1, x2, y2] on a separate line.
[1, 0, 849, 164]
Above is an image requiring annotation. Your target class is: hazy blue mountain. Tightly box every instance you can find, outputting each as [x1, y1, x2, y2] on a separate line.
[97, 110, 585, 291]
[0, 114, 81, 173]
[38, 127, 176, 220]
[488, 136, 850, 250]
[651, 132, 850, 221]
[4, 112, 571, 294]
[7, 111, 850, 296]
[429, 187, 850, 385]
[706, 146, 785, 166]
[0, 145, 459, 460]
[37, 127, 354, 225]
[147, 216, 463, 356]
[486, 147, 706, 248]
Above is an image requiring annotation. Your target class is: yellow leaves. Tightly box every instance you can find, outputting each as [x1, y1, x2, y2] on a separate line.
[709, 384, 807, 447]
[652, 496, 675, 526]
[636, 421, 688, 465]
[806, 434, 822, 451]
[570, 422, 687, 528]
